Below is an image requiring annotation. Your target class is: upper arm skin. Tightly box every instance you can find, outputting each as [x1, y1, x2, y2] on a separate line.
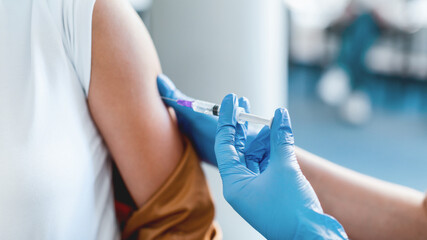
[89, 0, 184, 207]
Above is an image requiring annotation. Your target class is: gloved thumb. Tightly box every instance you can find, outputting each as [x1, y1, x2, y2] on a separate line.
[157, 74, 195, 118]
[157, 74, 176, 98]
[270, 108, 295, 165]
[157, 73, 193, 100]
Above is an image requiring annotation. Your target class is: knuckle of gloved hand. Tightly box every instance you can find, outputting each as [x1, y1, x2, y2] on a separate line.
[217, 157, 237, 171]
[216, 126, 235, 142]
[215, 136, 235, 150]
[273, 108, 294, 143]
[216, 124, 235, 134]
[275, 127, 295, 147]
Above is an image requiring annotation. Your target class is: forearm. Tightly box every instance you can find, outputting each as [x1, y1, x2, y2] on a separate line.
[296, 147, 427, 239]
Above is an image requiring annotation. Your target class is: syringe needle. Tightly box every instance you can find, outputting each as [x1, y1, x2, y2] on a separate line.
[161, 97, 178, 102]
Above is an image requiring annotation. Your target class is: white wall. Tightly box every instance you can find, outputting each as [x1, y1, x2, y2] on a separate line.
[150, 1, 288, 239]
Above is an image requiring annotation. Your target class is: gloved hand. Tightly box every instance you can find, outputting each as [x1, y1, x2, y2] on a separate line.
[157, 74, 218, 165]
[215, 94, 348, 240]
[157, 74, 257, 166]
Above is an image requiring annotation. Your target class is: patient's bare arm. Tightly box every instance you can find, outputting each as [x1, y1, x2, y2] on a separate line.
[89, 0, 184, 207]
[296, 147, 427, 239]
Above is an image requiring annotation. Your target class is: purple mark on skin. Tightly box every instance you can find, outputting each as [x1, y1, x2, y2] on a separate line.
[177, 100, 193, 108]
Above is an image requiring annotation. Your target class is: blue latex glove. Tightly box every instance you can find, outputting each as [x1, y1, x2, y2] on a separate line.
[157, 74, 257, 166]
[157, 74, 218, 165]
[215, 94, 348, 240]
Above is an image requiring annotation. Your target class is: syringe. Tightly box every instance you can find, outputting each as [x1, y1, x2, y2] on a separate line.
[162, 97, 272, 126]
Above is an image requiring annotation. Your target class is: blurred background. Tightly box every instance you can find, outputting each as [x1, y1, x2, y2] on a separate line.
[130, 0, 427, 239]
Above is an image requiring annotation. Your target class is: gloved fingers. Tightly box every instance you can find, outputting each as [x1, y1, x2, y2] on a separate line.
[239, 96, 251, 113]
[157, 73, 193, 102]
[216, 94, 238, 134]
[215, 94, 242, 172]
[157, 74, 196, 120]
[245, 126, 270, 174]
[270, 108, 295, 164]
[157, 74, 179, 98]
[235, 97, 250, 164]
[216, 95, 258, 201]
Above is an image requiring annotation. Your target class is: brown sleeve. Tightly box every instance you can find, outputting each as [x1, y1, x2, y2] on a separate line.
[121, 139, 222, 240]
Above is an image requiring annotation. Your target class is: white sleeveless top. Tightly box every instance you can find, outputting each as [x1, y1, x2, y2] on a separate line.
[0, 0, 119, 239]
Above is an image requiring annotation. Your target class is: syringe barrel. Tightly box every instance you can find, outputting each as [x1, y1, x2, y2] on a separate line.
[192, 100, 219, 115]
[193, 100, 244, 117]
[237, 111, 272, 126]
[193, 100, 271, 126]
